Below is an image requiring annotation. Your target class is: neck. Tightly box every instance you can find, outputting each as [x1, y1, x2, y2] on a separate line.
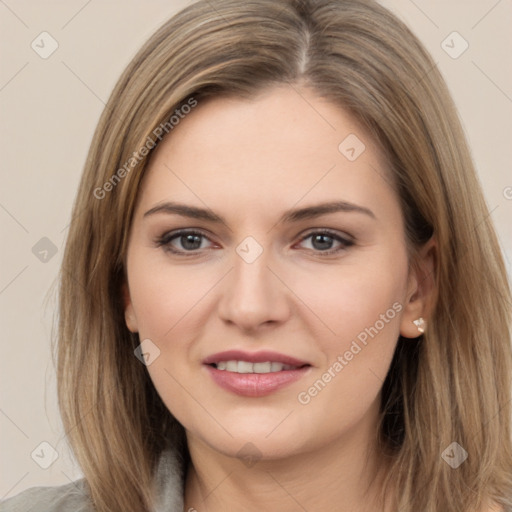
[183, 412, 392, 512]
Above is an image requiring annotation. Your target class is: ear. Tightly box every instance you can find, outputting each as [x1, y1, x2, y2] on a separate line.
[400, 237, 437, 339]
[122, 282, 139, 333]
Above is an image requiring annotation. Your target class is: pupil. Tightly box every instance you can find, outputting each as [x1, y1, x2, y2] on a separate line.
[312, 234, 333, 251]
[182, 234, 201, 250]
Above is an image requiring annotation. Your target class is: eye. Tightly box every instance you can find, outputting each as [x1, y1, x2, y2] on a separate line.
[155, 228, 354, 257]
[155, 229, 215, 255]
[296, 230, 354, 255]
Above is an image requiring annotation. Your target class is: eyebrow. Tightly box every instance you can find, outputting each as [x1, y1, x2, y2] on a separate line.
[143, 200, 376, 224]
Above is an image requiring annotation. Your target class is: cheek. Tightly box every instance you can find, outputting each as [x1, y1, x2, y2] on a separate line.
[127, 252, 217, 340]
[291, 254, 407, 427]
[289, 252, 408, 347]
[289, 252, 408, 415]
[127, 256, 215, 427]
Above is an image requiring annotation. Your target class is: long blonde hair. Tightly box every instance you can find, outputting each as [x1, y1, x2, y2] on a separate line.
[57, 0, 512, 510]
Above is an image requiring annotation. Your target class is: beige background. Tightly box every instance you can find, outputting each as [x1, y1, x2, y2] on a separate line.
[1, 0, 511, 499]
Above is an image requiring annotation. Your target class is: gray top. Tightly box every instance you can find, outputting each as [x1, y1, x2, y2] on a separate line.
[4, 450, 511, 511]
[0, 446, 184, 512]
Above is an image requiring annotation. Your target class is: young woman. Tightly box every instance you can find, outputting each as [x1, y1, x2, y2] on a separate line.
[2, 0, 511, 511]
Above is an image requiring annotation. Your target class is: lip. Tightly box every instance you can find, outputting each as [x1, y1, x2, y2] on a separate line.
[202, 350, 312, 397]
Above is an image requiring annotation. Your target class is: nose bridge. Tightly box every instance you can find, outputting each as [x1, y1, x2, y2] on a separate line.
[233, 246, 271, 295]
[217, 237, 289, 329]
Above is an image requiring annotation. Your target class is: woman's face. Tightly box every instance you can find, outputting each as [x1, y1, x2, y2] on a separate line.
[124, 86, 422, 461]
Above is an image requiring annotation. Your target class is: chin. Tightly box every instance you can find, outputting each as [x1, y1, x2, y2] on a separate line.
[212, 435, 305, 463]
[188, 414, 314, 461]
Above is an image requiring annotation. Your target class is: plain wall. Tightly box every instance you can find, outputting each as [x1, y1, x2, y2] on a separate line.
[1, 0, 511, 498]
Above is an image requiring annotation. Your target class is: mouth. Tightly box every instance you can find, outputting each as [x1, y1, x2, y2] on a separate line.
[203, 350, 312, 397]
[208, 360, 308, 373]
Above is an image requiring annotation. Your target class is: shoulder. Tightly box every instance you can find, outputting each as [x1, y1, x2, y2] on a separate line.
[0, 478, 93, 512]
[0, 445, 184, 512]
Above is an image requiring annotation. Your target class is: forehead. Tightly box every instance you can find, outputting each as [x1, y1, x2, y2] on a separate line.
[137, 86, 397, 221]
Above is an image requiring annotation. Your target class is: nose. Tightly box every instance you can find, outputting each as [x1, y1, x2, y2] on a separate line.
[217, 247, 291, 333]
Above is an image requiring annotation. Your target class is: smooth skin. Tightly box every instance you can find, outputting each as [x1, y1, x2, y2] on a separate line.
[124, 85, 437, 512]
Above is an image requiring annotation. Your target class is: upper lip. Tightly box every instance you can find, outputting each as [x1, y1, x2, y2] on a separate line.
[203, 350, 310, 367]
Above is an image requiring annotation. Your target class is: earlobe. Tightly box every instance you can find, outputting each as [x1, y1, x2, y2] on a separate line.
[122, 283, 139, 333]
[399, 283, 426, 339]
[399, 237, 437, 339]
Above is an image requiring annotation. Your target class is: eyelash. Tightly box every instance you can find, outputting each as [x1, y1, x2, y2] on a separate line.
[155, 229, 354, 257]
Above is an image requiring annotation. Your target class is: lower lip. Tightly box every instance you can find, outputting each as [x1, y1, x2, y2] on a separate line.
[204, 365, 311, 397]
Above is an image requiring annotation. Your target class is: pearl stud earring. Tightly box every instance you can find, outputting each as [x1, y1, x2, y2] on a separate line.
[413, 317, 426, 334]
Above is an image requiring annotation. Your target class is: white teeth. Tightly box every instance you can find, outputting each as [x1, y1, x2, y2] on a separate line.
[226, 361, 238, 372]
[253, 362, 271, 373]
[237, 361, 253, 373]
[213, 360, 300, 373]
[271, 362, 284, 372]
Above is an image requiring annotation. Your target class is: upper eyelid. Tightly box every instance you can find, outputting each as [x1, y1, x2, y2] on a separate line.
[300, 228, 353, 240]
[159, 227, 352, 240]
